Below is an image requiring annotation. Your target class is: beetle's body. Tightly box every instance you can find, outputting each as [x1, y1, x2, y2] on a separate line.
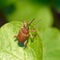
[17, 25, 29, 43]
[15, 19, 36, 47]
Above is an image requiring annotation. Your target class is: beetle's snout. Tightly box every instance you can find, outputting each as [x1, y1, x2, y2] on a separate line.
[24, 21, 27, 27]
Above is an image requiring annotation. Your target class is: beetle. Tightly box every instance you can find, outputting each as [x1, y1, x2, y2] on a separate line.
[14, 19, 36, 47]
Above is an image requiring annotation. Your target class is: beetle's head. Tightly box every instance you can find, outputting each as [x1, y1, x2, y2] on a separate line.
[23, 21, 29, 30]
[23, 18, 35, 30]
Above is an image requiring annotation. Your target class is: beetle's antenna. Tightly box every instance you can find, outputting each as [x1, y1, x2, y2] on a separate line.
[28, 18, 35, 26]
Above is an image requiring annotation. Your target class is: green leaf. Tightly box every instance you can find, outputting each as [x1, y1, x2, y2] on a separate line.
[0, 21, 42, 60]
[6, 1, 53, 29]
[40, 28, 60, 60]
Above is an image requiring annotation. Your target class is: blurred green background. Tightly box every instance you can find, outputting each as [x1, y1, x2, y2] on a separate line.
[0, 0, 60, 60]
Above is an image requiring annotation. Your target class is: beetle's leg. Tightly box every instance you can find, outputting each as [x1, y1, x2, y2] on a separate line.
[31, 29, 36, 32]
[14, 35, 17, 38]
[29, 26, 36, 33]
[24, 40, 28, 48]
[29, 29, 37, 37]
[29, 29, 37, 42]
[29, 33, 34, 42]
[14, 35, 18, 41]
[29, 33, 34, 38]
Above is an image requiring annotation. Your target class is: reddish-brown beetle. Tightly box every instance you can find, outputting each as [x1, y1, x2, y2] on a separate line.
[15, 19, 36, 47]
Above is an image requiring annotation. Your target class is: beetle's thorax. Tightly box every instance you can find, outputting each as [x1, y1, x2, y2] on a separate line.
[21, 26, 29, 34]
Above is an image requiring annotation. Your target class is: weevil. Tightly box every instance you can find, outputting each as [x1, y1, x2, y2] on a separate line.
[14, 19, 36, 47]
